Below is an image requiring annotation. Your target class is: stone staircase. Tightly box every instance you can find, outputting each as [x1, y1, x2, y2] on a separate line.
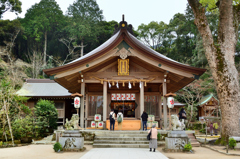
[188, 133, 200, 147]
[93, 131, 164, 148]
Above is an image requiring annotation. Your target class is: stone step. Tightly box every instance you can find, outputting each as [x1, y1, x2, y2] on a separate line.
[191, 142, 201, 147]
[93, 143, 149, 148]
[94, 137, 147, 141]
[94, 131, 149, 135]
[94, 140, 149, 144]
[95, 134, 147, 137]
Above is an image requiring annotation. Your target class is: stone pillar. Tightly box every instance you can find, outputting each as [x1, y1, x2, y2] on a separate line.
[159, 94, 162, 128]
[103, 81, 107, 124]
[140, 81, 144, 120]
[163, 81, 167, 129]
[80, 80, 85, 128]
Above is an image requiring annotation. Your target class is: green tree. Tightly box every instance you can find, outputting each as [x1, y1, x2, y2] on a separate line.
[22, 0, 64, 66]
[66, 0, 103, 57]
[137, 21, 167, 49]
[0, 0, 22, 18]
[34, 99, 58, 135]
[187, 0, 240, 138]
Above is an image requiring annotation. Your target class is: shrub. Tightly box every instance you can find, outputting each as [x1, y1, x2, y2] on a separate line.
[34, 99, 58, 135]
[53, 142, 62, 152]
[199, 128, 206, 133]
[184, 143, 192, 151]
[157, 132, 161, 141]
[12, 115, 34, 139]
[214, 138, 227, 146]
[229, 138, 236, 149]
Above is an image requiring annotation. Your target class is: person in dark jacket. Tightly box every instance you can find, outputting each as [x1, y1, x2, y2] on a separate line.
[178, 108, 187, 121]
[141, 110, 148, 131]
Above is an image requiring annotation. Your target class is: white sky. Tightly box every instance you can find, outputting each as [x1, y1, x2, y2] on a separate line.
[2, 0, 188, 29]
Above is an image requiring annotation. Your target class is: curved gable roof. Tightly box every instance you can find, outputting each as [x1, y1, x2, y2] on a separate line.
[44, 28, 206, 76]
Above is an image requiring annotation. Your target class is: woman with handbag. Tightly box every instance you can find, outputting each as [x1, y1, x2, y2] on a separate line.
[148, 124, 158, 152]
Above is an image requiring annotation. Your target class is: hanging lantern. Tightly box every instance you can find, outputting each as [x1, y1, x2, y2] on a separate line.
[74, 97, 81, 108]
[167, 97, 174, 109]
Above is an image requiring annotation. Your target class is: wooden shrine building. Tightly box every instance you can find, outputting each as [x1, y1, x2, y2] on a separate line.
[43, 17, 206, 129]
[198, 94, 220, 117]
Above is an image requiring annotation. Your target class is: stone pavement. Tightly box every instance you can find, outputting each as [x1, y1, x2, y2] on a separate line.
[80, 148, 168, 159]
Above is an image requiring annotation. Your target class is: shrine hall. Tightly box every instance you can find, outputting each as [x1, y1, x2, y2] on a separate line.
[43, 16, 206, 130]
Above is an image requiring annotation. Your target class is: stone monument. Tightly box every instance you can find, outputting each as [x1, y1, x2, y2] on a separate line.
[59, 115, 84, 151]
[164, 115, 188, 152]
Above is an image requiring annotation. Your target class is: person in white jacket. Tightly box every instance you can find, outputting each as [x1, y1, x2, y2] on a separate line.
[117, 110, 124, 130]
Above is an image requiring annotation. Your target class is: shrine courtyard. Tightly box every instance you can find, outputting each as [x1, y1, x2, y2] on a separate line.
[0, 144, 240, 159]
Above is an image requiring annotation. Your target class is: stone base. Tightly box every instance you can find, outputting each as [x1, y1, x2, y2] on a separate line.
[63, 147, 86, 152]
[162, 148, 184, 153]
[59, 130, 84, 149]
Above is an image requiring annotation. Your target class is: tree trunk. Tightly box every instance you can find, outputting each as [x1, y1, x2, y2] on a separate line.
[188, 0, 240, 137]
[4, 100, 14, 145]
[81, 40, 84, 57]
[43, 31, 47, 66]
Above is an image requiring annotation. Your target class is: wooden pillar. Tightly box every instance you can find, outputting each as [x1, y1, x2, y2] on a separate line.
[163, 81, 167, 129]
[80, 79, 85, 128]
[103, 81, 107, 124]
[159, 94, 162, 128]
[85, 94, 89, 128]
[140, 81, 144, 119]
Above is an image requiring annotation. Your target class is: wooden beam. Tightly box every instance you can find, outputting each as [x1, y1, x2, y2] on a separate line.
[55, 49, 117, 79]
[96, 61, 117, 72]
[131, 49, 195, 78]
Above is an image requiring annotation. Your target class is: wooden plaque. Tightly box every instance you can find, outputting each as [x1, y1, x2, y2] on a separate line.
[118, 59, 129, 75]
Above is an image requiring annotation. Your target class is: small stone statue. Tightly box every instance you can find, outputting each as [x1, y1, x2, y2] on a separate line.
[171, 114, 185, 131]
[64, 114, 81, 130]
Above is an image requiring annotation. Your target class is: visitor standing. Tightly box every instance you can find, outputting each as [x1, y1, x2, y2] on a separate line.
[148, 124, 158, 152]
[141, 110, 148, 131]
[117, 110, 123, 130]
[178, 108, 187, 121]
[210, 123, 213, 136]
[109, 109, 115, 131]
[213, 122, 219, 135]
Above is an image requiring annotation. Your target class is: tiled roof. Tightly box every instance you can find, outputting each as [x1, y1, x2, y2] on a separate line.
[16, 79, 71, 97]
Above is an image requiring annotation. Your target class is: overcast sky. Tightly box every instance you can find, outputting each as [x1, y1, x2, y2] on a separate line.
[2, 0, 188, 29]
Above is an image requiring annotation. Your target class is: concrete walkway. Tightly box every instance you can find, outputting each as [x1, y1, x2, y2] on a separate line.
[80, 148, 168, 159]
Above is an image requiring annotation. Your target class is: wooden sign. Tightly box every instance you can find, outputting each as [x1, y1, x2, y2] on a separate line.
[118, 59, 129, 75]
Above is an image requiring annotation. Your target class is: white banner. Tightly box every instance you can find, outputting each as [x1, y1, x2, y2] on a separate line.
[131, 94, 135, 100]
[117, 94, 121, 100]
[121, 94, 126, 100]
[111, 94, 116, 100]
[126, 94, 131, 100]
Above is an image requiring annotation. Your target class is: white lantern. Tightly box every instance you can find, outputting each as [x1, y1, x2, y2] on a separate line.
[74, 97, 81, 108]
[167, 97, 174, 109]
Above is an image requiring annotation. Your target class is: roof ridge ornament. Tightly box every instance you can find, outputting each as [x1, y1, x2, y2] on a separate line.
[112, 14, 135, 36]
